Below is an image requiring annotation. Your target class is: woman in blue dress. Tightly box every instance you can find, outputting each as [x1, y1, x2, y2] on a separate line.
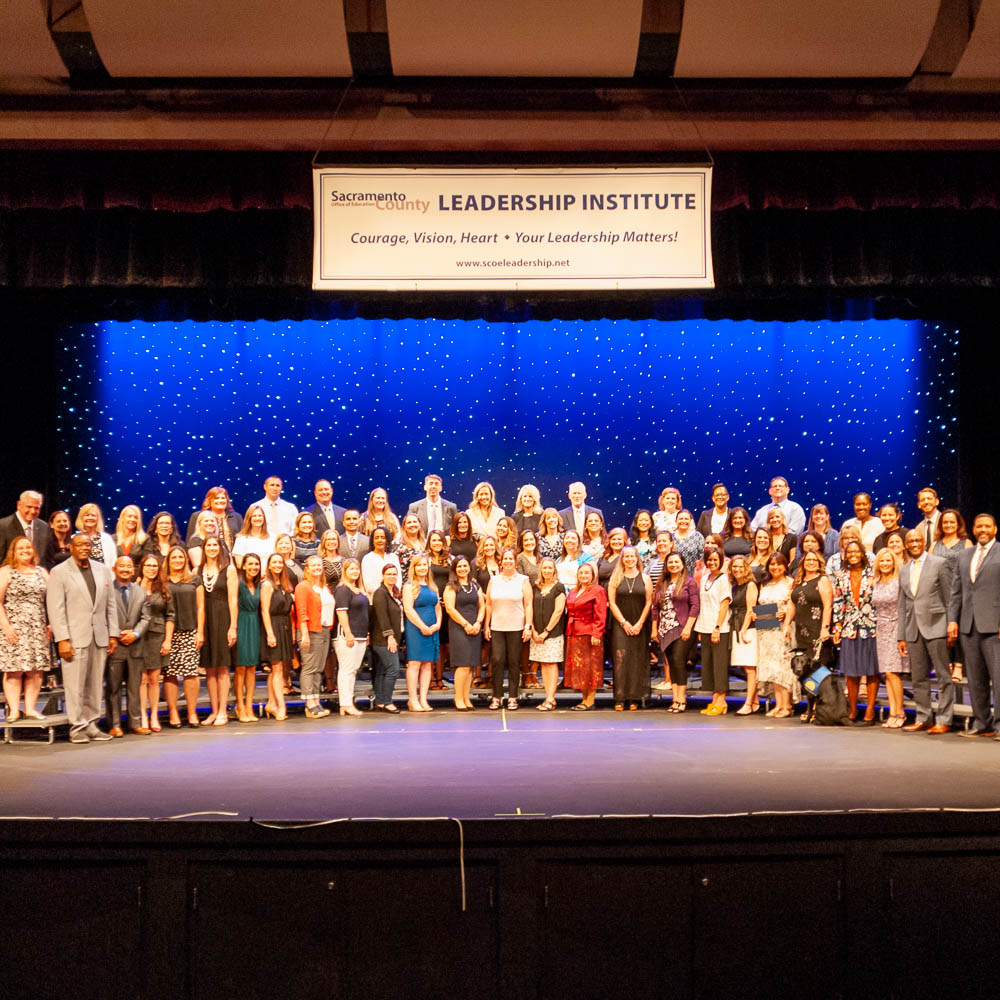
[402, 554, 441, 712]
[234, 552, 262, 722]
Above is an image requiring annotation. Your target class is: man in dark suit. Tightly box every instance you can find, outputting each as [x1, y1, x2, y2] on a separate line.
[897, 529, 954, 733]
[340, 509, 370, 559]
[105, 556, 152, 736]
[46, 534, 119, 744]
[558, 482, 603, 537]
[948, 513, 1000, 738]
[696, 483, 733, 539]
[407, 474, 457, 536]
[304, 479, 347, 537]
[912, 486, 942, 550]
[0, 490, 51, 563]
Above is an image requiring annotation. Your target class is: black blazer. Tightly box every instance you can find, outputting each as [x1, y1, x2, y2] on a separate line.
[0, 513, 51, 564]
[696, 508, 732, 540]
[370, 585, 403, 647]
[304, 502, 347, 537]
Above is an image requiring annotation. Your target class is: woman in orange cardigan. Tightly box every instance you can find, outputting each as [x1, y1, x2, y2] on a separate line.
[294, 555, 334, 719]
[564, 562, 608, 711]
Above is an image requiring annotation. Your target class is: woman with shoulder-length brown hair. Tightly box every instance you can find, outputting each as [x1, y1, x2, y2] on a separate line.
[198, 535, 237, 727]
[162, 545, 204, 728]
[447, 511, 477, 563]
[232, 504, 272, 570]
[260, 551, 294, 721]
[135, 552, 174, 732]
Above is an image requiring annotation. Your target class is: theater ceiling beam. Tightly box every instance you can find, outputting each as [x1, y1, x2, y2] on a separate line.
[1, 106, 998, 150]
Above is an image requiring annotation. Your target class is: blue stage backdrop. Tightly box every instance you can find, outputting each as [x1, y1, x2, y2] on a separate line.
[56, 317, 958, 531]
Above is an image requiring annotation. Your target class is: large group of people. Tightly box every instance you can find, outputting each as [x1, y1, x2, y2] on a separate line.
[2, 473, 999, 744]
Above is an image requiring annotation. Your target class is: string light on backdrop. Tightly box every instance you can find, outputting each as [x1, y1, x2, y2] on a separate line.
[56, 317, 958, 527]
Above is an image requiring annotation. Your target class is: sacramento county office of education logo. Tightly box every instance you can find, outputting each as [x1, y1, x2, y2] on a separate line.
[328, 191, 429, 213]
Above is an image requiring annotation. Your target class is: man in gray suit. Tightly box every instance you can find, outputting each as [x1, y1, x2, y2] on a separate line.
[105, 556, 151, 736]
[407, 474, 457, 536]
[558, 482, 604, 537]
[948, 513, 1000, 738]
[46, 534, 119, 743]
[340, 509, 370, 559]
[897, 529, 954, 733]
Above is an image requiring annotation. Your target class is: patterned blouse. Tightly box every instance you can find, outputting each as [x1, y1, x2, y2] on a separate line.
[832, 566, 877, 639]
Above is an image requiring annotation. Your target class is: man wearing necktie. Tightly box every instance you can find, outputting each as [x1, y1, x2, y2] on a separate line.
[0, 491, 51, 563]
[558, 482, 603, 538]
[949, 514, 1000, 738]
[913, 487, 941, 551]
[255, 475, 298, 537]
[407, 474, 457, 536]
[304, 479, 346, 537]
[897, 530, 954, 733]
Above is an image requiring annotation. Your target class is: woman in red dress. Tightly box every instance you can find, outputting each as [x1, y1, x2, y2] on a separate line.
[564, 562, 608, 711]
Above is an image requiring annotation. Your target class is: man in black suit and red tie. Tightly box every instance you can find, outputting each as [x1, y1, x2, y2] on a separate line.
[949, 513, 1000, 738]
[0, 490, 51, 563]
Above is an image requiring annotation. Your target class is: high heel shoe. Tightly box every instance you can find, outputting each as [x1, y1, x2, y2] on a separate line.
[339, 705, 363, 717]
[735, 702, 758, 716]
[667, 701, 686, 713]
[264, 705, 287, 721]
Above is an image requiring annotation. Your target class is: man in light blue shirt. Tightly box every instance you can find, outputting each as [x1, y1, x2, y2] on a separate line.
[749, 476, 806, 535]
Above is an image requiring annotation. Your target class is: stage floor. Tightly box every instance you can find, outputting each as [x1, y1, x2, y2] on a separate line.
[4, 695, 1000, 822]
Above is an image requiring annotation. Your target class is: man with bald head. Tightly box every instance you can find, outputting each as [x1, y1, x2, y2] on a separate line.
[46, 534, 119, 743]
[897, 529, 954, 733]
[0, 490, 51, 563]
[948, 513, 1000, 738]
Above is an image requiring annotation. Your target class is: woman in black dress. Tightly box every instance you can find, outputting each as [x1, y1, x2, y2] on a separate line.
[260, 551, 294, 721]
[163, 546, 203, 728]
[608, 546, 654, 710]
[530, 558, 566, 711]
[44, 509, 73, 570]
[444, 555, 485, 710]
[427, 529, 452, 691]
[136, 553, 173, 733]
[722, 507, 753, 559]
[199, 536, 237, 726]
[136, 511, 183, 567]
[447, 512, 477, 563]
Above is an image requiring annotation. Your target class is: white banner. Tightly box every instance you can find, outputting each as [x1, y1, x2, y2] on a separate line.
[312, 166, 713, 291]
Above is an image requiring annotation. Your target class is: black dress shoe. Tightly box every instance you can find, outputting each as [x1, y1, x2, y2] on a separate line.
[187, 719, 200, 729]
[168, 721, 182, 729]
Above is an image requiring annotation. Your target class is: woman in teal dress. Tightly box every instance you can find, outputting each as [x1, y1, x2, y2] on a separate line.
[234, 552, 262, 723]
[402, 555, 442, 711]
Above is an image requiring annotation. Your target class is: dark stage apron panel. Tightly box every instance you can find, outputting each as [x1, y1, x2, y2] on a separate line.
[3, 711, 1000, 822]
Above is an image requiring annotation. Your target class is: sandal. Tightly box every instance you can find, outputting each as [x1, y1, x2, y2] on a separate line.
[489, 698, 501, 711]
[667, 701, 686, 713]
[537, 699, 556, 712]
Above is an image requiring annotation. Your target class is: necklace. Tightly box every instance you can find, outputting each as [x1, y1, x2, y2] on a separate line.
[203, 568, 218, 592]
[623, 573, 640, 594]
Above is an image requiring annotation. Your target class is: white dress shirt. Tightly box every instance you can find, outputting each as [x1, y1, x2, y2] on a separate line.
[256, 497, 298, 537]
